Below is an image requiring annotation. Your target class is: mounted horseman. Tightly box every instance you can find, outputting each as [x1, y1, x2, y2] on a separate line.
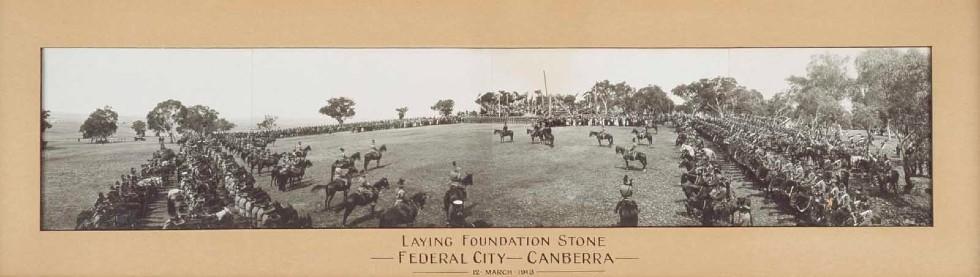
[330, 147, 361, 181]
[589, 125, 614, 147]
[614, 175, 639, 226]
[631, 125, 654, 145]
[363, 139, 388, 171]
[493, 122, 514, 142]
[615, 141, 648, 171]
[332, 175, 391, 226]
[443, 161, 474, 225]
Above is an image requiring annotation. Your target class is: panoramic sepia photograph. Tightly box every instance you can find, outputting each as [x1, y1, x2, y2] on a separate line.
[40, 47, 932, 230]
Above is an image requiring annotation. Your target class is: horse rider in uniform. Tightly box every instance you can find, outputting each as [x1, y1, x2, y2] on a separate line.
[369, 139, 378, 154]
[628, 141, 639, 159]
[293, 141, 304, 156]
[332, 167, 347, 185]
[448, 161, 463, 189]
[338, 147, 348, 165]
[614, 175, 639, 227]
[502, 121, 509, 132]
[394, 179, 407, 205]
[619, 175, 634, 198]
[355, 174, 371, 196]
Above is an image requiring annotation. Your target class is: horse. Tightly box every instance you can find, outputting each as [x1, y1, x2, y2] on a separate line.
[526, 129, 538, 142]
[731, 197, 753, 226]
[527, 128, 555, 147]
[680, 173, 702, 199]
[443, 173, 474, 222]
[275, 160, 313, 191]
[675, 133, 687, 147]
[879, 168, 901, 194]
[75, 209, 103, 230]
[250, 153, 279, 174]
[615, 198, 639, 227]
[298, 145, 312, 158]
[493, 129, 514, 142]
[332, 177, 391, 226]
[330, 152, 361, 181]
[684, 185, 736, 226]
[363, 145, 387, 171]
[614, 146, 647, 171]
[309, 169, 359, 210]
[631, 128, 653, 145]
[378, 192, 429, 227]
[588, 131, 614, 146]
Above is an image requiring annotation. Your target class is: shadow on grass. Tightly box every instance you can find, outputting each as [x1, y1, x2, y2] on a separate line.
[283, 179, 316, 192]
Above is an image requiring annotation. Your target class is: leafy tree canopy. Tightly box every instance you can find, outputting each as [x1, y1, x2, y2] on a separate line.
[431, 99, 455, 117]
[319, 97, 356, 125]
[79, 106, 119, 143]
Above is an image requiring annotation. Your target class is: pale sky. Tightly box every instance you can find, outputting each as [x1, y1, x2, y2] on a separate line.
[42, 47, 926, 127]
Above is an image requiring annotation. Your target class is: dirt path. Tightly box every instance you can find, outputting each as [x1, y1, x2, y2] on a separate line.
[712, 149, 796, 226]
[137, 177, 176, 229]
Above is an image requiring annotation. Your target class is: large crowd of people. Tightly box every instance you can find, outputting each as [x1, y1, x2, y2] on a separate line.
[76, 131, 312, 230]
[162, 133, 310, 229]
[672, 113, 910, 226]
[75, 147, 175, 229]
[462, 113, 669, 128]
[224, 116, 463, 141]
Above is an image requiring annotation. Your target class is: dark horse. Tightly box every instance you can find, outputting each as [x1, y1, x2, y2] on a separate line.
[631, 128, 654, 145]
[614, 198, 639, 227]
[332, 177, 390, 226]
[443, 173, 474, 222]
[309, 167, 360, 210]
[75, 209, 102, 230]
[588, 131, 614, 146]
[330, 152, 361, 181]
[614, 146, 648, 171]
[493, 129, 514, 142]
[378, 192, 429, 227]
[363, 145, 387, 171]
[273, 160, 313, 191]
[250, 153, 280, 174]
[878, 168, 901, 194]
[526, 128, 555, 147]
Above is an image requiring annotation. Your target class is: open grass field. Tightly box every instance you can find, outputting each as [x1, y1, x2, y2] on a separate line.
[256, 123, 703, 228]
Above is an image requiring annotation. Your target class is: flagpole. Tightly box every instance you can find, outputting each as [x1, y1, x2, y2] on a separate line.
[543, 70, 550, 117]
